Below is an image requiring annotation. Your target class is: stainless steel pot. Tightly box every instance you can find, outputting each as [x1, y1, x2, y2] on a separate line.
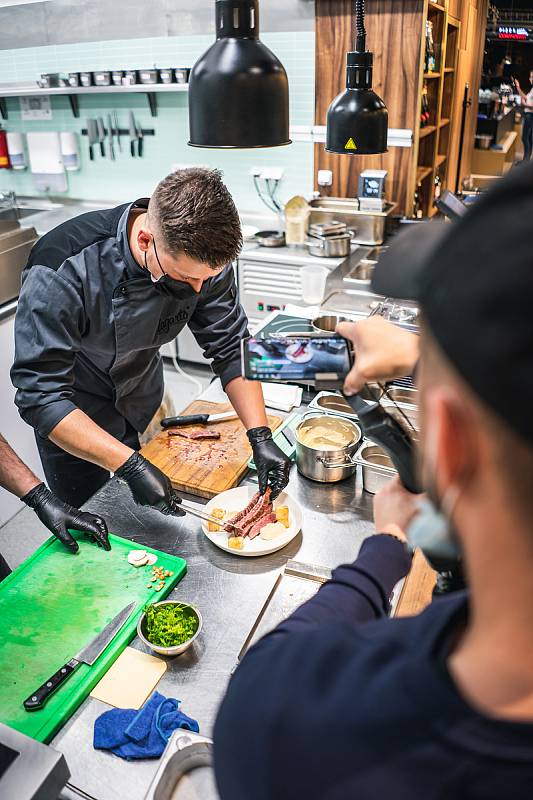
[295, 414, 362, 483]
[255, 230, 286, 247]
[306, 231, 353, 258]
[311, 314, 350, 333]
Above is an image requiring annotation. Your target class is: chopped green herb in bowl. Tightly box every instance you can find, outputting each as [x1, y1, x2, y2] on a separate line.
[137, 601, 202, 656]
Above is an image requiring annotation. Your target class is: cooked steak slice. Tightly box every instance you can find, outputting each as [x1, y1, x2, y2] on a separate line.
[248, 512, 277, 540]
[168, 430, 221, 440]
[224, 492, 260, 527]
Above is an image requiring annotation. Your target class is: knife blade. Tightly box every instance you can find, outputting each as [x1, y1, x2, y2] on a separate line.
[107, 113, 115, 160]
[24, 601, 136, 711]
[129, 111, 137, 157]
[136, 119, 144, 158]
[161, 410, 238, 429]
[96, 117, 106, 157]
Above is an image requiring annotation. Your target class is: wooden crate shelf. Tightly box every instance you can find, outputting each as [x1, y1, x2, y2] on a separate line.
[419, 125, 437, 138]
[417, 166, 433, 181]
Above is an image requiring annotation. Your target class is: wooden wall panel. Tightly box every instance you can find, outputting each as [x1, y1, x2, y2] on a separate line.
[315, 0, 425, 214]
[448, 0, 463, 19]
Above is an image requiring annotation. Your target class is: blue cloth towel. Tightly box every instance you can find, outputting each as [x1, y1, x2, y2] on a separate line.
[93, 691, 199, 760]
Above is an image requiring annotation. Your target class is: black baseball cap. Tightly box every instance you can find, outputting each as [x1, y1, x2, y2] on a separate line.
[371, 162, 533, 444]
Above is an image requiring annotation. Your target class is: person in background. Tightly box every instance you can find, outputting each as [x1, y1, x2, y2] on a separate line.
[0, 434, 109, 581]
[11, 168, 289, 514]
[214, 163, 533, 799]
[514, 69, 533, 161]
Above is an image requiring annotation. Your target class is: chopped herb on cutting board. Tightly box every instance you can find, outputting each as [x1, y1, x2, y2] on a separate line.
[144, 603, 198, 647]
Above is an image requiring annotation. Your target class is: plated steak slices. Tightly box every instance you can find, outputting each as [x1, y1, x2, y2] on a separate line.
[224, 488, 272, 536]
[223, 491, 260, 531]
[248, 511, 277, 540]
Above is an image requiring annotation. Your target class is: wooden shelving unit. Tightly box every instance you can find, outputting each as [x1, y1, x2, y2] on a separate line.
[411, 0, 460, 218]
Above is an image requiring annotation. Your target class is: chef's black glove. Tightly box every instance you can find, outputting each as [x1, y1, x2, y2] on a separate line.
[115, 452, 185, 517]
[247, 426, 290, 500]
[22, 482, 110, 553]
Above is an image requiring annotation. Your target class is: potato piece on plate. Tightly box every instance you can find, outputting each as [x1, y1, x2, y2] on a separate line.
[275, 506, 290, 528]
[228, 535, 245, 550]
[207, 508, 225, 532]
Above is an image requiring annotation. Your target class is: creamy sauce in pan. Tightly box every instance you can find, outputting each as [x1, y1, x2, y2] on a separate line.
[297, 418, 357, 451]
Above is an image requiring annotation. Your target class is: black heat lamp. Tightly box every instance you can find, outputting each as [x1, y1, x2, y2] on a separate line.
[326, 0, 388, 155]
[188, 0, 291, 149]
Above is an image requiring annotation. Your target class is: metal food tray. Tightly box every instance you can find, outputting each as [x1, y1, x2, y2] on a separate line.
[354, 440, 397, 495]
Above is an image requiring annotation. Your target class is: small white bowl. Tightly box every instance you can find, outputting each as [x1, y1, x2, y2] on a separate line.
[137, 601, 202, 657]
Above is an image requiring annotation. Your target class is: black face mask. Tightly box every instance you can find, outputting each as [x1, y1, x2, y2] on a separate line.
[143, 242, 196, 298]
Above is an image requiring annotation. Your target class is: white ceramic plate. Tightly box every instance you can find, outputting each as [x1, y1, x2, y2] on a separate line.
[202, 486, 302, 557]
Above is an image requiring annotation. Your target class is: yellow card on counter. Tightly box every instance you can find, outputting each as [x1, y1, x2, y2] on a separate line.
[90, 647, 167, 709]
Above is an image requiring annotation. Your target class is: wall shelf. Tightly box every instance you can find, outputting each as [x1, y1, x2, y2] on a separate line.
[419, 125, 437, 138]
[412, 0, 461, 218]
[0, 82, 189, 120]
[417, 166, 433, 181]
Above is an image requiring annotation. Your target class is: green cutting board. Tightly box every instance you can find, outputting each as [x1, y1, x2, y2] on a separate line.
[0, 533, 186, 743]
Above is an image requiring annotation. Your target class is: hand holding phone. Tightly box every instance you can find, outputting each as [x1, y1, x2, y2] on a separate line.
[241, 335, 353, 386]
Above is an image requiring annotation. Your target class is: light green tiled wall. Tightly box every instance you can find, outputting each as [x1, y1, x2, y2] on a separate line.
[0, 32, 315, 212]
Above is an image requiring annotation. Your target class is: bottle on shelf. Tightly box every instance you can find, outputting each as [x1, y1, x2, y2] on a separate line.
[420, 82, 431, 128]
[414, 182, 423, 219]
[434, 173, 442, 201]
[425, 20, 437, 73]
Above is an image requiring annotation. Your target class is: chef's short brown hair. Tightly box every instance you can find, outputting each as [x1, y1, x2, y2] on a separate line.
[149, 168, 242, 269]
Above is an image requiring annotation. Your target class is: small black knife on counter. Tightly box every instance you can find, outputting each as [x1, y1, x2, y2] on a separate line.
[24, 601, 135, 711]
[161, 410, 238, 429]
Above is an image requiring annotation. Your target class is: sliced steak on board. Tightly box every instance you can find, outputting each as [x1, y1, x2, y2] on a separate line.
[168, 430, 221, 440]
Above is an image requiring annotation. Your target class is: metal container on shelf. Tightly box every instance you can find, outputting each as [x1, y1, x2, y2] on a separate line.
[138, 69, 159, 85]
[309, 197, 397, 246]
[92, 71, 111, 86]
[306, 230, 353, 258]
[355, 442, 397, 494]
[295, 415, 362, 483]
[174, 68, 191, 84]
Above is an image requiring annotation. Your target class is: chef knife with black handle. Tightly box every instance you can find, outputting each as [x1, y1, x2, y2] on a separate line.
[113, 110, 122, 152]
[129, 111, 137, 157]
[107, 113, 115, 160]
[87, 118, 98, 161]
[136, 119, 144, 158]
[161, 410, 238, 429]
[23, 601, 135, 711]
[96, 117, 106, 157]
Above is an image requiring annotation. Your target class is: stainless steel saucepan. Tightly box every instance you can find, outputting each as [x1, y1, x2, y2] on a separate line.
[295, 414, 362, 483]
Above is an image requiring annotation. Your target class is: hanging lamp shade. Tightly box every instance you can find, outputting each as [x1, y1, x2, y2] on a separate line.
[325, 2, 388, 155]
[188, 0, 291, 149]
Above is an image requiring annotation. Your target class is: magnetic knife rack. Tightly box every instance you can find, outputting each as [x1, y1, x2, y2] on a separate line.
[80, 127, 155, 136]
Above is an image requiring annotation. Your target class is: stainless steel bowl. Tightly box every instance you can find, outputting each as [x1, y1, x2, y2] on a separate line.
[355, 442, 397, 494]
[137, 601, 203, 657]
[312, 314, 350, 333]
[382, 386, 418, 405]
[295, 414, 362, 483]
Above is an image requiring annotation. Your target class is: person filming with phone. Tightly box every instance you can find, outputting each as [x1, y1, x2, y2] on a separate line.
[214, 164, 533, 799]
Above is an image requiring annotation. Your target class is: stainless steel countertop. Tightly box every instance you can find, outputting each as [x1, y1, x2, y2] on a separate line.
[52, 404, 376, 800]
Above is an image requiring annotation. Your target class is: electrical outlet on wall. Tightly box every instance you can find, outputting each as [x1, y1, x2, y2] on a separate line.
[261, 167, 284, 181]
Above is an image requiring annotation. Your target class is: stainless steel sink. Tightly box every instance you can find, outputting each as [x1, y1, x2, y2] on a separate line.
[0, 226, 39, 305]
[16, 207, 48, 218]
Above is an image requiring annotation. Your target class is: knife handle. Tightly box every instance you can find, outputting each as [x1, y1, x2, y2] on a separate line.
[138, 138, 143, 158]
[89, 145, 94, 162]
[24, 658, 79, 711]
[161, 414, 209, 429]
[130, 140, 135, 157]
[100, 142, 105, 157]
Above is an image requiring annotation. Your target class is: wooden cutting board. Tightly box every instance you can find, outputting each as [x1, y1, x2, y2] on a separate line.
[141, 400, 283, 499]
